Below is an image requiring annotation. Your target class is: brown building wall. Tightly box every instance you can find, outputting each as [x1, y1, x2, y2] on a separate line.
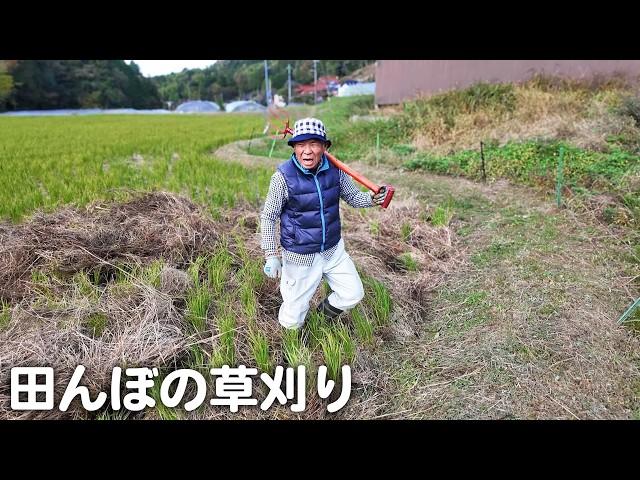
[375, 60, 640, 105]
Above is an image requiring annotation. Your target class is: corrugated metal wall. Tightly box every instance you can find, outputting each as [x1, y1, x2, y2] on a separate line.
[375, 60, 640, 105]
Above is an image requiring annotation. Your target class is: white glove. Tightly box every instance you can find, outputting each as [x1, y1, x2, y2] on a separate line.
[371, 187, 388, 206]
[263, 256, 282, 279]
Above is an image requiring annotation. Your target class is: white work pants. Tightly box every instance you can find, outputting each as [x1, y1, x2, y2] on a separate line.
[278, 239, 364, 329]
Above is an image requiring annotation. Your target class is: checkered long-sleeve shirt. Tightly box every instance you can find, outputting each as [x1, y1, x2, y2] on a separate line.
[261, 169, 374, 266]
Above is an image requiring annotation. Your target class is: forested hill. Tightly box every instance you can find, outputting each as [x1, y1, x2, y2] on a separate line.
[0, 60, 161, 111]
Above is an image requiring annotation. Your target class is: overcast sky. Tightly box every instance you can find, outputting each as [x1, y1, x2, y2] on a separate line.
[126, 60, 218, 77]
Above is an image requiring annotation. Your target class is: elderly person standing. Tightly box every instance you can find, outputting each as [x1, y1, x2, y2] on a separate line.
[260, 117, 388, 330]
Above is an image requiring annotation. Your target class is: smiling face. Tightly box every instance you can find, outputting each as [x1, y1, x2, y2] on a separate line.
[293, 139, 326, 170]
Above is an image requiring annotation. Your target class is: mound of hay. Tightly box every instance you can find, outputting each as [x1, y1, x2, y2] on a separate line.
[0, 192, 218, 302]
[343, 197, 463, 303]
[0, 286, 187, 419]
[0, 192, 221, 418]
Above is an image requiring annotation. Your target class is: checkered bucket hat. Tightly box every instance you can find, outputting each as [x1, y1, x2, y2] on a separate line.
[287, 117, 331, 148]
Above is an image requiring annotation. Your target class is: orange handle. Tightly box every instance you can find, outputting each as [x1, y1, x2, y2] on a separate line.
[324, 151, 381, 194]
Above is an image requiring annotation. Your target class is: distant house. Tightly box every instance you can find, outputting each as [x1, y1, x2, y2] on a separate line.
[295, 76, 340, 98]
[375, 60, 640, 106]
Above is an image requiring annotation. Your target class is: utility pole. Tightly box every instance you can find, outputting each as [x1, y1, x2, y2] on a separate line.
[287, 63, 292, 105]
[264, 60, 271, 106]
[313, 60, 318, 104]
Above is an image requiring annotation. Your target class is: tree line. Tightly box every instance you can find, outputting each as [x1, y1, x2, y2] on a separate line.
[0, 60, 374, 111]
[0, 60, 161, 111]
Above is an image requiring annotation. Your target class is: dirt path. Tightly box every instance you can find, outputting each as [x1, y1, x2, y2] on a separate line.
[214, 140, 640, 419]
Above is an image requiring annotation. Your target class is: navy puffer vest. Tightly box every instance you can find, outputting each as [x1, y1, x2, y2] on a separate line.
[278, 153, 341, 254]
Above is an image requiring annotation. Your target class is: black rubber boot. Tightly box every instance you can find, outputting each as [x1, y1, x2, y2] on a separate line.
[316, 297, 344, 320]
